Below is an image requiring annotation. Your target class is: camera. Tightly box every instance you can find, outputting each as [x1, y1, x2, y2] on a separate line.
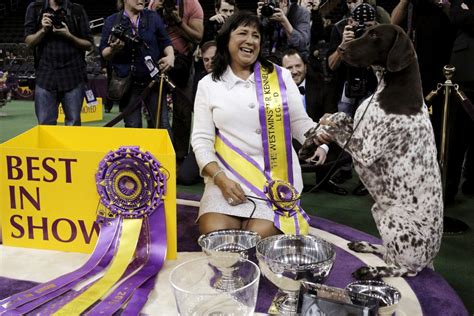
[44, 7, 67, 28]
[344, 77, 367, 98]
[110, 24, 142, 45]
[163, 0, 176, 13]
[159, 0, 182, 26]
[351, 24, 366, 38]
[261, 0, 278, 17]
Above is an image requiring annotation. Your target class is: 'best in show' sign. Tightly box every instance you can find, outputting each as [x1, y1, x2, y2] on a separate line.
[0, 126, 177, 257]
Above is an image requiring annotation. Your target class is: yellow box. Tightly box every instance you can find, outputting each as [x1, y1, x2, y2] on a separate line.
[0, 126, 176, 259]
[58, 98, 104, 123]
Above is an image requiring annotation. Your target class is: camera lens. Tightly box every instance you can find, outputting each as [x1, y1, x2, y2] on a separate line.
[354, 25, 365, 38]
[261, 4, 275, 17]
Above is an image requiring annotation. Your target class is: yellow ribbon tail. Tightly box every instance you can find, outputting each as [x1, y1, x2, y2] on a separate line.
[53, 218, 143, 316]
[277, 209, 309, 235]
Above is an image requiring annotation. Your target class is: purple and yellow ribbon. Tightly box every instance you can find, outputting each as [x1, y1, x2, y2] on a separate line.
[0, 146, 168, 315]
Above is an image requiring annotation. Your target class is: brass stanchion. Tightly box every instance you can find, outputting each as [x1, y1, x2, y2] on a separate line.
[155, 73, 176, 129]
[426, 65, 471, 234]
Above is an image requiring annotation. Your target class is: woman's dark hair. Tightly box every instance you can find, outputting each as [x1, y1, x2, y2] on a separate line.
[212, 11, 274, 81]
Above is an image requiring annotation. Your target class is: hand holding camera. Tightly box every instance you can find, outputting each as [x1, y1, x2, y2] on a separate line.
[52, 22, 72, 39]
[44, 8, 67, 29]
[258, 0, 278, 17]
[108, 36, 125, 53]
[110, 24, 143, 46]
[41, 13, 53, 31]
[342, 24, 356, 44]
[162, 0, 182, 26]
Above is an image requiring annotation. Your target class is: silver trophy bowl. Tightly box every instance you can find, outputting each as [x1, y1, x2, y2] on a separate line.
[346, 280, 401, 315]
[256, 234, 336, 315]
[198, 229, 261, 290]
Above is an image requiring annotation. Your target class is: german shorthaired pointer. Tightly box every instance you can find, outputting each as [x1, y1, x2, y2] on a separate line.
[300, 24, 443, 279]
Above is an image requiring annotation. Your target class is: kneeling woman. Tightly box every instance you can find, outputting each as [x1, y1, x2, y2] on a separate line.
[191, 12, 317, 238]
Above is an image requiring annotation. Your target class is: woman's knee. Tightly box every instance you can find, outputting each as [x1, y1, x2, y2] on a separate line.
[198, 213, 241, 234]
[245, 219, 280, 238]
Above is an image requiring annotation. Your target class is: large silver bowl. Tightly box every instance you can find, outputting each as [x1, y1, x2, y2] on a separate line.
[256, 234, 336, 315]
[198, 229, 261, 290]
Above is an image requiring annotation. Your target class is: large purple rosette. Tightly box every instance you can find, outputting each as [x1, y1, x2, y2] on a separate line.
[96, 146, 166, 219]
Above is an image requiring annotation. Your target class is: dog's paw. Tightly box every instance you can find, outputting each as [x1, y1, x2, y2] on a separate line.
[352, 266, 380, 280]
[348, 241, 372, 253]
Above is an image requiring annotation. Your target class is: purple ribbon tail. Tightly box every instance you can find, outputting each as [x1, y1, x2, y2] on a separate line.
[0, 219, 119, 313]
[121, 274, 157, 316]
[86, 204, 167, 316]
[13, 222, 122, 315]
[294, 214, 300, 234]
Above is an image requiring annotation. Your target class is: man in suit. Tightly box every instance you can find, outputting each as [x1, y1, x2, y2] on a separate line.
[282, 49, 347, 195]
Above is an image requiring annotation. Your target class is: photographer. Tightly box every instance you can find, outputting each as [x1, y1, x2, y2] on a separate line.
[326, 3, 377, 194]
[24, 0, 93, 126]
[100, 0, 175, 128]
[202, 0, 236, 43]
[148, 0, 204, 161]
[257, 0, 311, 62]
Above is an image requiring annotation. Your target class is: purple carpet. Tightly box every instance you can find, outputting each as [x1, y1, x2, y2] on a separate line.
[1, 195, 468, 315]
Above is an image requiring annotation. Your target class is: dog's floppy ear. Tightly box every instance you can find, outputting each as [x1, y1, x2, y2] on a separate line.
[386, 26, 416, 72]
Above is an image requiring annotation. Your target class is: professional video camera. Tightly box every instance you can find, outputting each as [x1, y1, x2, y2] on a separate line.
[110, 24, 143, 45]
[261, 0, 279, 17]
[43, 7, 67, 28]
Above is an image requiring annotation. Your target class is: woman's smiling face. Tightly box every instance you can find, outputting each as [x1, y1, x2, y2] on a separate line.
[228, 24, 261, 71]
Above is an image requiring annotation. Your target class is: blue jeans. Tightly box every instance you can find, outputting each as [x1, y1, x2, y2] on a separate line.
[35, 84, 85, 126]
[120, 84, 172, 130]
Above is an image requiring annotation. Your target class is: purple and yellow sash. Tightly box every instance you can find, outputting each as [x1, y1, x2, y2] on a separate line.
[215, 63, 309, 234]
[0, 147, 167, 315]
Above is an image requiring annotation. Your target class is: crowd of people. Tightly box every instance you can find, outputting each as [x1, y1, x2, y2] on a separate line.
[16, 0, 474, 234]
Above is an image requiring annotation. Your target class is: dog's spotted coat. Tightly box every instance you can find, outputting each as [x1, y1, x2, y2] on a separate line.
[301, 25, 444, 279]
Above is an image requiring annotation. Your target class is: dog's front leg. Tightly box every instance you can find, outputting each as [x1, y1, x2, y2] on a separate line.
[318, 112, 354, 146]
[353, 265, 419, 280]
[298, 112, 354, 161]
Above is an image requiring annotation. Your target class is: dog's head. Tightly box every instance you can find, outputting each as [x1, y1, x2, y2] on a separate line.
[338, 24, 416, 73]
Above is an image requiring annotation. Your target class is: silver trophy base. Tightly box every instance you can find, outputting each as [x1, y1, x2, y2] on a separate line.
[269, 290, 299, 315]
[213, 275, 245, 291]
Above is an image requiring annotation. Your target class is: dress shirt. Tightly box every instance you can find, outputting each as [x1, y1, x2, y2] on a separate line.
[192, 65, 317, 190]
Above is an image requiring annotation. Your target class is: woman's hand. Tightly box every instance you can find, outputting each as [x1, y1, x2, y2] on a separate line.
[108, 36, 125, 52]
[158, 54, 175, 73]
[214, 173, 247, 206]
[314, 114, 336, 144]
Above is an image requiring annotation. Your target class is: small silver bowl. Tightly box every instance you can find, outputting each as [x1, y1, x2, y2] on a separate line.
[346, 280, 401, 315]
[198, 229, 260, 290]
[198, 229, 260, 259]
